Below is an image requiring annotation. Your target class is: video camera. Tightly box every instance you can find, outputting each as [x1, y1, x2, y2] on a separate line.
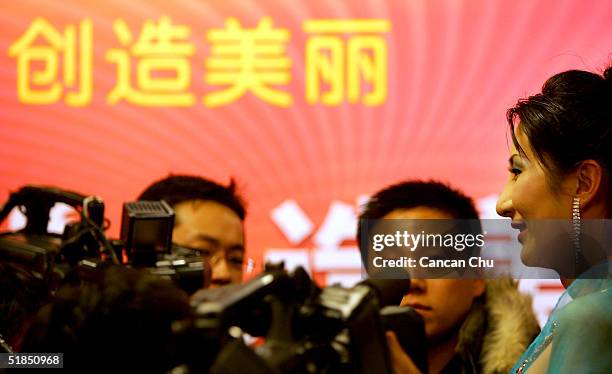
[172, 264, 428, 373]
[1, 185, 428, 373]
[0, 185, 206, 293]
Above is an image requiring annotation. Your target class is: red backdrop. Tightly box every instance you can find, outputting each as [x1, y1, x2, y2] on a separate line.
[1, 1, 611, 301]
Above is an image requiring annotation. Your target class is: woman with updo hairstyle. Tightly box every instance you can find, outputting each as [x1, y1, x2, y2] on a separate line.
[497, 65, 612, 373]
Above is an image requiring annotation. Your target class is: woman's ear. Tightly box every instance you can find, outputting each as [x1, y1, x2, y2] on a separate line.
[575, 160, 604, 208]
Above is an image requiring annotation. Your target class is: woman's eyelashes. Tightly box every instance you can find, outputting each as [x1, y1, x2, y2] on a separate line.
[509, 166, 522, 177]
[508, 154, 527, 179]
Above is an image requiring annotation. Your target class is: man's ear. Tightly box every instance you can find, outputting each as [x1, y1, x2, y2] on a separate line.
[575, 159, 604, 208]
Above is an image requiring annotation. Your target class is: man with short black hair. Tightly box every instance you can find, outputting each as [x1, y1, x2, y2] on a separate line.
[358, 181, 539, 374]
[138, 175, 246, 287]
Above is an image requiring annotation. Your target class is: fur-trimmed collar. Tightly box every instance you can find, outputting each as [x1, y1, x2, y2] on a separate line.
[455, 278, 540, 374]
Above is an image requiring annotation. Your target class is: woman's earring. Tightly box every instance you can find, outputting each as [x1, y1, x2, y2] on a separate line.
[571, 196, 589, 274]
[572, 196, 581, 254]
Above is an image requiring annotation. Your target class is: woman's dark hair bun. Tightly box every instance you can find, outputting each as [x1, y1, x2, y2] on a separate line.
[506, 65, 612, 188]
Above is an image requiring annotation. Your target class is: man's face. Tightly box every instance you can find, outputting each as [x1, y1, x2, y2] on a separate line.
[385, 207, 485, 341]
[171, 199, 244, 287]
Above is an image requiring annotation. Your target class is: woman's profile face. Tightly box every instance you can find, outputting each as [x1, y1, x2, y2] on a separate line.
[496, 127, 574, 267]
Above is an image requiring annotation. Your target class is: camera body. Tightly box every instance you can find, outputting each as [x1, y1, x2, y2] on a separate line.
[175, 266, 427, 373]
[0, 185, 205, 294]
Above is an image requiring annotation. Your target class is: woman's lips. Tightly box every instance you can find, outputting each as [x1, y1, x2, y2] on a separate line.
[511, 221, 528, 244]
[517, 229, 528, 244]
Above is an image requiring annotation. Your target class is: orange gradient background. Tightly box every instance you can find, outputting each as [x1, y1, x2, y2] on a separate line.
[1, 0, 611, 288]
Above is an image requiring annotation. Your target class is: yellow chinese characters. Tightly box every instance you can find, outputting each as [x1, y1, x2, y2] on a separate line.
[8, 18, 93, 106]
[204, 17, 292, 107]
[106, 16, 195, 106]
[304, 19, 389, 106]
[9, 17, 391, 108]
